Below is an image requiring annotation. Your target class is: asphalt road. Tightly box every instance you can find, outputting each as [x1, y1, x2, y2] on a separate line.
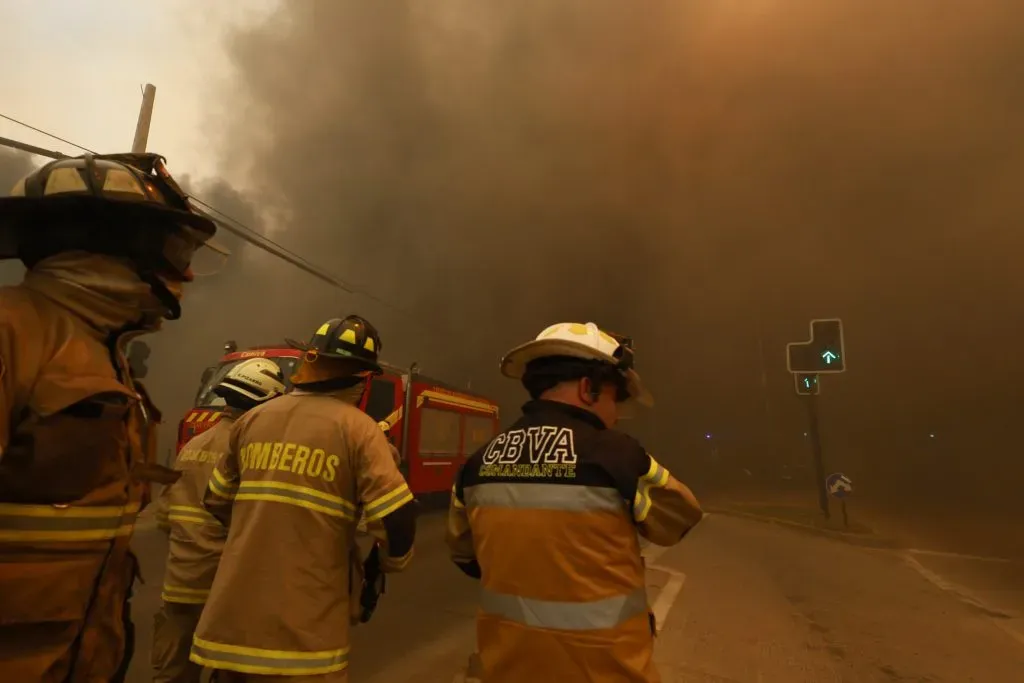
[126, 511, 1024, 683]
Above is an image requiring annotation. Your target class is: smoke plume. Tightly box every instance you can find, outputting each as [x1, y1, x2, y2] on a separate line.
[186, 0, 1024, 498]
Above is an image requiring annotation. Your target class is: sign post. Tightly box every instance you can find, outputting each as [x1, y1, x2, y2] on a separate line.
[826, 472, 853, 528]
[805, 392, 829, 518]
[787, 318, 847, 519]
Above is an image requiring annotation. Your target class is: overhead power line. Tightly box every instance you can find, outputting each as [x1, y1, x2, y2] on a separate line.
[0, 113, 96, 154]
[0, 112, 409, 315]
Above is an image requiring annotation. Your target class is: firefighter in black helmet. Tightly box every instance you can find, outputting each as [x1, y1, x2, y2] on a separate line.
[0, 153, 219, 682]
[193, 315, 417, 682]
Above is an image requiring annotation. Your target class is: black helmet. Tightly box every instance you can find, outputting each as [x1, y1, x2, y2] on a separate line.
[287, 315, 383, 374]
[0, 152, 217, 276]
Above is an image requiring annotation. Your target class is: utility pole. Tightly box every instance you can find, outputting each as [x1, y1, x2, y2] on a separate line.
[131, 84, 156, 153]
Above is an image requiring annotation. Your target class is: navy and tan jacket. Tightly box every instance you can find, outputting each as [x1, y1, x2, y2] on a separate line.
[446, 399, 703, 683]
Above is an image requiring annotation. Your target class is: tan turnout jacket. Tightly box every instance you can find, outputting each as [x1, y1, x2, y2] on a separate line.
[0, 257, 171, 683]
[192, 387, 416, 679]
[153, 415, 235, 604]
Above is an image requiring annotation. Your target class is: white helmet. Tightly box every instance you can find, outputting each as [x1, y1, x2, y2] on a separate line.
[499, 322, 653, 407]
[216, 358, 286, 405]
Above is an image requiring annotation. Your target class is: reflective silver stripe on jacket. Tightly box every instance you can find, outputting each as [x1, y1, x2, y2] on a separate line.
[190, 636, 349, 676]
[0, 502, 139, 543]
[464, 482, 627, 513]
[479, 586, 648, 631]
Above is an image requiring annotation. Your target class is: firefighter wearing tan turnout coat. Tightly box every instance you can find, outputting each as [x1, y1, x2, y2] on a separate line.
[0, 153, 218, 682]
[447, 322, 705, 683]
[151, 358, 286, 683]
[192, 315, 417, 682]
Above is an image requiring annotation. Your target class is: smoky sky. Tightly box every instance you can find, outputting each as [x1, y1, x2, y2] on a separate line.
[197, 0, 1024, 489]
[3, 1, 1024, 500]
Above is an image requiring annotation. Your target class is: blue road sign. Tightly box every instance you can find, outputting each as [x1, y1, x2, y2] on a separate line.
[826, 472, 853, 499]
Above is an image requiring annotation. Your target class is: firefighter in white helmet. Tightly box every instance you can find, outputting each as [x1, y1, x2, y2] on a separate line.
[150, 358, 286, 683]
[0, 153, 219, 682]
[446, 322, 705, 683]
[192, 315, 417, 682]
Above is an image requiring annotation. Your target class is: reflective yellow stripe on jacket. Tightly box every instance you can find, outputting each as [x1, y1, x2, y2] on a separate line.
[633, 456, 669, 523]
[363, 482, 413, 522]
[234, 481, 357, 520]
[208, 467, 237, 501]
[191, 636, 349, 676]
[168, 504, 219, 525]
[162, 584, 211, 605]
[0, 501, 140, 543]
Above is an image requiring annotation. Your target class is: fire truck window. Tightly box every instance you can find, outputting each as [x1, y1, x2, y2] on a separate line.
[364, 378, 395, 423]
[419, 407, 461, 458]
[462, 415, 496, 456]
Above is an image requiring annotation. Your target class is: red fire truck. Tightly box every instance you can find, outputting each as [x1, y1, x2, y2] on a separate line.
[178, 342, 501, 505]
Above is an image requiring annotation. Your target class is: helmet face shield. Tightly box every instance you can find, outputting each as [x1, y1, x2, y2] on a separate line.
[162, 225, 226, 278]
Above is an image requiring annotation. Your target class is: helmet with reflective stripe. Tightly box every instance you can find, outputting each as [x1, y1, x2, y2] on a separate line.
[0, 152, 217, 277]
[286, 315, 383, 374]
[215, 358, 286, 405]
[500, 322, 653, 406]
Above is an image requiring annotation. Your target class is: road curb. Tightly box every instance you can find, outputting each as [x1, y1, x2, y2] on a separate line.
[705, 506, 903, 549]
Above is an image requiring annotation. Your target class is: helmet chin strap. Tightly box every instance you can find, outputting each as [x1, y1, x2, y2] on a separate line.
[137, 269, 182, 320]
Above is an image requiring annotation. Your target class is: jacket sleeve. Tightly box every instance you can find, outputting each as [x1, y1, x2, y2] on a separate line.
[202, 422, 241, 526]
[632, 453, 704, 546]
[152, 483, 172, 534]
[445, 464, 481, 579]
[353, 419, 416, 573]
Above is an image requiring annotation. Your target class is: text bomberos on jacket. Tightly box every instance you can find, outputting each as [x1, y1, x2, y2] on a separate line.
[238, 441, 341, 483]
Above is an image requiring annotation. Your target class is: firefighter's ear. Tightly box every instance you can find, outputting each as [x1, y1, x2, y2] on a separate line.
[578, 377, 600, 405]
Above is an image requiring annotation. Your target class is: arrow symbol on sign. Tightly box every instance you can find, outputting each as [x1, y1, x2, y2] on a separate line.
[822, 351, 838, 364]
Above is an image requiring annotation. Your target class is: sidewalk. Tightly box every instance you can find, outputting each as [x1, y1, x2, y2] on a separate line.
[701, 489, 1024, 561]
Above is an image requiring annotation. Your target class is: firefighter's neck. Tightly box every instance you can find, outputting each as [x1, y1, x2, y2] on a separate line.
[539, 382, 616, 428]
[24, 251, 168, 337]
[294, 382, 365, 405]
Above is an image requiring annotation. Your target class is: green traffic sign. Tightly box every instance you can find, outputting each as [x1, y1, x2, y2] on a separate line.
[794, 372, 820, 395]
[786, 319, 846, 374]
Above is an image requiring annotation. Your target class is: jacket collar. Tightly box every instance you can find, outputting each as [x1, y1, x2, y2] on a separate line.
[521, 399, 607, 430]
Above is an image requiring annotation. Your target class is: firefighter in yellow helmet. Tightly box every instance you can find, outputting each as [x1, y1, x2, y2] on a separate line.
[446, 322, 705, 683]
[151, 358, 287, 683]
[0, 153, 219, 682]
[192, 315, 417, 682]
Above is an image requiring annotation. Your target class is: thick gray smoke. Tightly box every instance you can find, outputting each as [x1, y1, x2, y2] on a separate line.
[0, 149, 34, 284]
[5, 2, 1024, 509]
[188, 0, 1024, 502]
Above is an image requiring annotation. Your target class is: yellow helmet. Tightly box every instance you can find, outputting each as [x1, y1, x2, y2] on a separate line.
[500, 322, 653, 407]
